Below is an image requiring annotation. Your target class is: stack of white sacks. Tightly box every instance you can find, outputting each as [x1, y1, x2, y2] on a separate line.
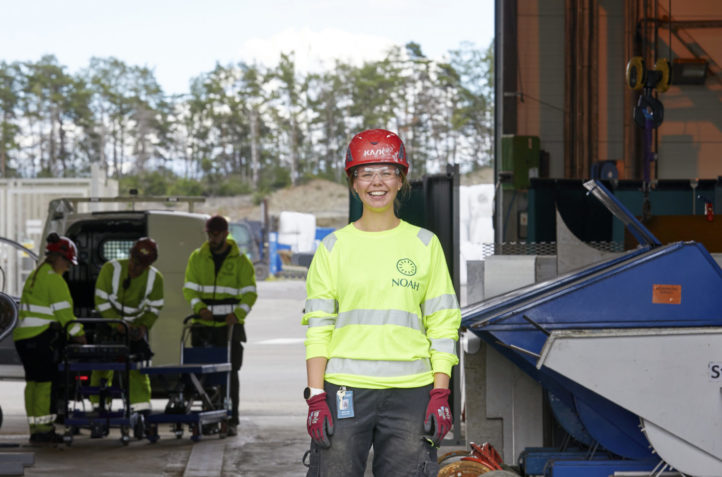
[459, 184, 495, 286]
[278, 210, 317, 253]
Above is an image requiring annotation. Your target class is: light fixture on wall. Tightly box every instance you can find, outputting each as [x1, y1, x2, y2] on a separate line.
[671, 58, 708, 85]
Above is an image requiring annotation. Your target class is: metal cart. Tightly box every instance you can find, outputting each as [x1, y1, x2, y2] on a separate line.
[141, 315, 231, 442]
[59, 318, 145, 446]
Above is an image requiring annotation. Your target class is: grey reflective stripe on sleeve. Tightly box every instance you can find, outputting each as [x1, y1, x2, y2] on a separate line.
[68, 323, 82, 336]
[145, 268, 157, 297]
[321, 233, 337, 252]
[335, 309, 423, 332]
[417, 228, 433, 246]
[110, 260, 122, 295]
[239, 303, 250, 313]
[304, 298, 337, 314]
[240, 285, 256, 294]
[326, 357, 431, 377]
[20, 303, 52, 315]
[184, 282, 202, 291]
[420, 294, 460, 316]
[96, 303, 112, 312]
[51, 301, 71, 312]
[109, 300, 140, 314]
[307, 317, 336, 327]
[17, 317, 53, 328]
[95, 289, 110, 299]
[430, 338, 457, 355]
[190, 298, 203, 308]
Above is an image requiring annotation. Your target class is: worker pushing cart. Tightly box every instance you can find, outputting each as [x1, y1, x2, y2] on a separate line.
[183, 215, 257, 437]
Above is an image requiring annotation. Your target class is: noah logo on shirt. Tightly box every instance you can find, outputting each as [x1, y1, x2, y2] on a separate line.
[392, 277, 420, 291]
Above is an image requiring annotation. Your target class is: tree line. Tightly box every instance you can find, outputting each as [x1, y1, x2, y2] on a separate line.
[0, 41, 493, 196]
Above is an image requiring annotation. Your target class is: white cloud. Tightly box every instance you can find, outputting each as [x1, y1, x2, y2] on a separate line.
[237, 27, 396, 72]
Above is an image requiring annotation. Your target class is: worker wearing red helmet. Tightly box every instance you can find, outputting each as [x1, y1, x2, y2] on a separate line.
[92, 237, 164, 421]
[302, 129, 461, 475]
[183, 215, 257, 437]
[13, 233, 86, 443]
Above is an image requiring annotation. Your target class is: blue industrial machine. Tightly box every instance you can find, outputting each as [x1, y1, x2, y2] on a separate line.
[462, 180, 722, 476]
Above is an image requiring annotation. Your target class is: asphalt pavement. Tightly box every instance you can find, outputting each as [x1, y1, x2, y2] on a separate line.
[0, 279, 311, 477]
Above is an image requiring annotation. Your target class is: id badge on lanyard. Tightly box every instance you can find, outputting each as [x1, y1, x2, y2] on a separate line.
[336, 386, 355, 419]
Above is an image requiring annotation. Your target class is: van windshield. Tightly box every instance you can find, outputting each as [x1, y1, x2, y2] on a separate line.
[229, 223, 258, 261]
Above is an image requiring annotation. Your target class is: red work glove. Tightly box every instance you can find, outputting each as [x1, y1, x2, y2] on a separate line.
[423, 388, 452, 446]
[306, 393, 334, 448]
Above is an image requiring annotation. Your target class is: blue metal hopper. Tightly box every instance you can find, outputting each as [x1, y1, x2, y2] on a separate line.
[462, 180, 722, 472]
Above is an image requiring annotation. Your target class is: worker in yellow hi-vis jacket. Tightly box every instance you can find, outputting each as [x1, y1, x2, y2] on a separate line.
[302, 129, 461, 477]
[14, 233, 86, 444]
[183, 215, 257, 437]
[92, 237, 164, 421]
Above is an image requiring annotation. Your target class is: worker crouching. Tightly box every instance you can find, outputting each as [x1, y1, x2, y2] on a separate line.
[91, 237, 164, 423]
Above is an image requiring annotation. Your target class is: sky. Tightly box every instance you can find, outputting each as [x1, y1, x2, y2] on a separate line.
[0, 0, 495, 95]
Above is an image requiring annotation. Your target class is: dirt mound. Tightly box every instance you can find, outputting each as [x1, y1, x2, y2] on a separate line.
[194, 168, 491, 228]
[198, 179, 349, 228]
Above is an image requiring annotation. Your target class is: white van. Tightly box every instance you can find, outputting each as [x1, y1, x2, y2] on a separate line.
[0, 196, 211, 381]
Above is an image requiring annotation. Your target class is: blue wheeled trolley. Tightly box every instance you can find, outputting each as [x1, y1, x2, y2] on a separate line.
[59, 318, 145, 446]
[140, 315, 231, 442]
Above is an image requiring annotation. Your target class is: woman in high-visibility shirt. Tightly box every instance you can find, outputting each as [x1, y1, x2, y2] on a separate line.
[13, 233, 85, 443]
[302, 129, 461, 476]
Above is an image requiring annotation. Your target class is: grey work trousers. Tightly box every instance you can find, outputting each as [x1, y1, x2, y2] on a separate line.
[306, 382, 438, 477]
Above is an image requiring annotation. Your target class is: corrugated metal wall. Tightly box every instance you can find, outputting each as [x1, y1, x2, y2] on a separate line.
[0, 165, 117, 296]
[509, 0, 722, 181]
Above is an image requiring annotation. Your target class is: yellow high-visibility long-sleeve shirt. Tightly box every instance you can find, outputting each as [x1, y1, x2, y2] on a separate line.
[94, 259, 164, 330]
[13, 263, 84, 341]
[183, 239, 257, 326]
[303, 220, 461, 389]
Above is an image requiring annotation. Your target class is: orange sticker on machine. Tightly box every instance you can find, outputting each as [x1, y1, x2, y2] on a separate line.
[652, 284, 681, 304]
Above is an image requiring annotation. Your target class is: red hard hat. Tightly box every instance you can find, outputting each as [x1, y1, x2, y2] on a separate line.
[45, 233, 78, 265]
[344, 129, 408, 176]
[205, 215, 229, 233]
[130, 237, 158, 267]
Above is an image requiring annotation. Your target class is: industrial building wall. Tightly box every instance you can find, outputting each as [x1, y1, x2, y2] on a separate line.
[515, 0, 626, 179]
[0, 166, 117, 296]
[599, 0, 626, 164]
[655, 1, 722, 179]
[516, 0, 566, 177]
[512, 0, 721, 181]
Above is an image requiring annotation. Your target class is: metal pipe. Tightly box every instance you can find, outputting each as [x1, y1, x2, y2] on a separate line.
[522, 314, 551, 336]
[641, 18, 722, 30]
[494, 340, 541, 359]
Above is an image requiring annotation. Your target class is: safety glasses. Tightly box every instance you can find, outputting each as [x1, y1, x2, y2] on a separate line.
[354, 166, 400, 183]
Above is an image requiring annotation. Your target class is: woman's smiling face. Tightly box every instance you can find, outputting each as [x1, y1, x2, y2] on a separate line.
[352, 165, 402, 212]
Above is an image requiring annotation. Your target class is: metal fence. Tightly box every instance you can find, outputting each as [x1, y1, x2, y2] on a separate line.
[0, 167, 118, 296]
[478, 241, 626, 259]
